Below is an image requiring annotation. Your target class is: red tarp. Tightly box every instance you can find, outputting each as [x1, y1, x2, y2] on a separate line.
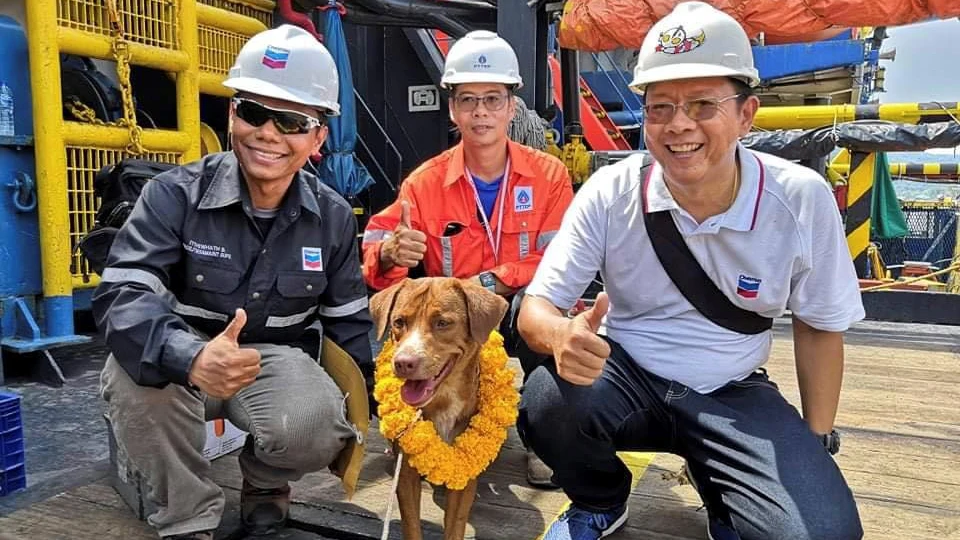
[558, 0, 960, 51]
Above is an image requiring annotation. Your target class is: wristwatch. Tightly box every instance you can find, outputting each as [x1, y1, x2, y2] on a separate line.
[478, 271, 497, 293]
[820, 429, 841, 455]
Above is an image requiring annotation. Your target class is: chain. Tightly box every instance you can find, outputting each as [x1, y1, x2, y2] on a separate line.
[64, 97, 112, 125]
[104, 0, 146, 154]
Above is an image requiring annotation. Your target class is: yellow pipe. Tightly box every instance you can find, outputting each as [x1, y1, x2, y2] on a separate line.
[62, 123, 193, 153]
[73, 275, 100, 290]
[754, 102, 960, 131]
[179, 0, 203, 162]
[197, 4, 268, 35]
[831, 162, 960, 177]
[57, 27, 190, 73]
[199, 71, 235, 97]
[26, 0, 72, 299]
[232, 0, 277, 10]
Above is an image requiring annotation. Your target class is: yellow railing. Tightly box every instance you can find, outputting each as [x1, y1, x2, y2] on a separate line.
[26, 0, 269, 295]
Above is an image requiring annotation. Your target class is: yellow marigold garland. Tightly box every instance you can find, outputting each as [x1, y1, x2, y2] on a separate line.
[373, 330, 519, 490]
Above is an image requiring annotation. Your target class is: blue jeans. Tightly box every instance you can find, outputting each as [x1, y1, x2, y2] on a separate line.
[517, 338, 863, 540]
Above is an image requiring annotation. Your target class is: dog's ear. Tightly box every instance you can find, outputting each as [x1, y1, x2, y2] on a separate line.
[369, 279, 409, 340]
[459, 280, 510, 344]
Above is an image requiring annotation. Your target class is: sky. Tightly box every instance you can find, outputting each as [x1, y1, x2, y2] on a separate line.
[879, 18, 960, 104]
[878, 18, 960, 159]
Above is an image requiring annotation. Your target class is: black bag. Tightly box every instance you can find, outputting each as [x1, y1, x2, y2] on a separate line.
[640, 165, 773, 335]
[78, 159, 177, 275]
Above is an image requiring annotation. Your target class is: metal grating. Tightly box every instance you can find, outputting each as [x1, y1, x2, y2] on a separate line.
[57, 0, 179, 50]
[66, 146, 182, 286]
[876, 205, 959, 274]
[198, 25, 249, 75]
[198, 0, 274, 26]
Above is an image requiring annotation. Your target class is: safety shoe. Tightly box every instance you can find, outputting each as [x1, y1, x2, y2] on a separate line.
[162, 531, 213, 540]
[526, 449, 560, 489]
[543, 503, 628, 540]
[241, 479, 291, 536]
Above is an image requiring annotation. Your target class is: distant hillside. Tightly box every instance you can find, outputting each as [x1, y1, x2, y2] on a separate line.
[886, 151, 960, 201]
[893, 181, 960, 201]
[888, 151, 960, 164]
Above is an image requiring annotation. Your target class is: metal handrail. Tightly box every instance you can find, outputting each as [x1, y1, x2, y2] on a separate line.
[353, 88, 403, 191]
[589, 50, 644, 127]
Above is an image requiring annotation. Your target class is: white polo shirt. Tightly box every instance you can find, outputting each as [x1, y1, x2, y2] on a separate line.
[526, 143, 865, 393]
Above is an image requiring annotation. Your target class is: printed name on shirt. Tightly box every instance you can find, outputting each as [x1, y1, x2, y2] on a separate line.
[736, 274, 761, 299]
[514, 186, 533, 213]
[183, 240, 232, 260]
[302, 247, 323, 271]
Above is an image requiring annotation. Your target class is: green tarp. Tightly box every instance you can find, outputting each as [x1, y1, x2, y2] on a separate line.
[871, 152, 910, 239]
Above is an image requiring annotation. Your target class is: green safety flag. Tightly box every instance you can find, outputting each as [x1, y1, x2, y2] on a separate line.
[871, 152, 909, 239]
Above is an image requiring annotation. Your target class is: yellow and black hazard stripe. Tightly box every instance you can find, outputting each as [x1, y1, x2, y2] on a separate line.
[845, 151, 875, 277]
[893, 162, 960, 178]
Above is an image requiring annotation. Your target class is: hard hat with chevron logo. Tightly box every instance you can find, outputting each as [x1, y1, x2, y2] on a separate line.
[223, 24, 341, 115]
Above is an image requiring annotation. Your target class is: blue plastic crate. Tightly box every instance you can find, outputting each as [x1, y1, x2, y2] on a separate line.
[0, 392, 22, 433]
[0, 463, 26, 496]
[1, 427, 24, 471]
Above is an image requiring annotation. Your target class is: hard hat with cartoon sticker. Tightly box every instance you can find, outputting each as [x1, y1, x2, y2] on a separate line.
[630, 1, 759, 93]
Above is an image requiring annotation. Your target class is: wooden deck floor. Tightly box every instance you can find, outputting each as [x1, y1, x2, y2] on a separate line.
[0, 334, 957, 540]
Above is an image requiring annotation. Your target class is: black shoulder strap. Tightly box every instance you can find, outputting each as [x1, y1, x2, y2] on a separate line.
[640, 165, 773, 335]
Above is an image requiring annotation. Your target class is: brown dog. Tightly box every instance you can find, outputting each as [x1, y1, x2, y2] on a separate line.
[370, 277, 510, 540]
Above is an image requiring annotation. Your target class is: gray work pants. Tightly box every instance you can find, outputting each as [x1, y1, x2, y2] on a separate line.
[100, 342, 356, 537]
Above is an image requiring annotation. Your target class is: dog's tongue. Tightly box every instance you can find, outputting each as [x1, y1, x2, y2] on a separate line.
[401, 379, 436, 407]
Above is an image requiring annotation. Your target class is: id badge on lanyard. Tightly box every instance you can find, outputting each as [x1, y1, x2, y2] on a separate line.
[465, 158, 510, 264]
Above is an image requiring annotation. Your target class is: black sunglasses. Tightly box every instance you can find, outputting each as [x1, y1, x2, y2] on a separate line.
[232, 97, 325, 135]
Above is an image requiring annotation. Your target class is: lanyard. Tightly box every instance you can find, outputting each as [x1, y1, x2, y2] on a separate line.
[465, 157, 510, 263]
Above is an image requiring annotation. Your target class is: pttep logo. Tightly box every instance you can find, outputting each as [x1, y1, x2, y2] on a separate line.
[473, 54, 491, 70]
[736, 274, 761, 299]
[262, 45, 290, 69]
[302, 247, 323, 271]
[514, 186, 533, 212]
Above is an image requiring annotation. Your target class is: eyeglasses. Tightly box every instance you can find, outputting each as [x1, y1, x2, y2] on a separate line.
[232, 97, 325, 135]
[642, 94, 743, 124]
[453, 93, 509, 112]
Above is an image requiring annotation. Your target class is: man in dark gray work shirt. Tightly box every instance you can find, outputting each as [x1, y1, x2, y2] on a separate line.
[93, 24, 372, 540]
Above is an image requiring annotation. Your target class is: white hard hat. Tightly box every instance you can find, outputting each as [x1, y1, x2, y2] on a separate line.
[441, 30, 523, 89]
[629, 1, 760, 93]
[223, 24, 340, 115]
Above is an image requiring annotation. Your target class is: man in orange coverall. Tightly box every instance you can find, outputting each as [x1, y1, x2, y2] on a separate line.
[361, 30, 574, 489]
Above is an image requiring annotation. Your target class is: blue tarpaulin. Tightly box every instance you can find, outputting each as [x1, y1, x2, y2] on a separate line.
[316, 2, 374, 199]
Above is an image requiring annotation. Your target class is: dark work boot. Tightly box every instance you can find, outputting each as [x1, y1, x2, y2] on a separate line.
[162, 531, 213, 540]
[241, 479, 291, 536]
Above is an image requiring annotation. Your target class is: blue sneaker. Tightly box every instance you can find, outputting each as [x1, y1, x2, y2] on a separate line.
[543, 503, 628, 540]
[707, 517, 739, 540]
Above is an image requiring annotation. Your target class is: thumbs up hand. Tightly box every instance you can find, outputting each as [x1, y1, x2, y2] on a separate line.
[380, 200, 428, 270]
[551, 293, 612, 386]
[188, 308, 262, 399]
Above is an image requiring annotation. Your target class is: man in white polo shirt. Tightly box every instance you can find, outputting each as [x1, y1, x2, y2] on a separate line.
[516, 3, 865, 540]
